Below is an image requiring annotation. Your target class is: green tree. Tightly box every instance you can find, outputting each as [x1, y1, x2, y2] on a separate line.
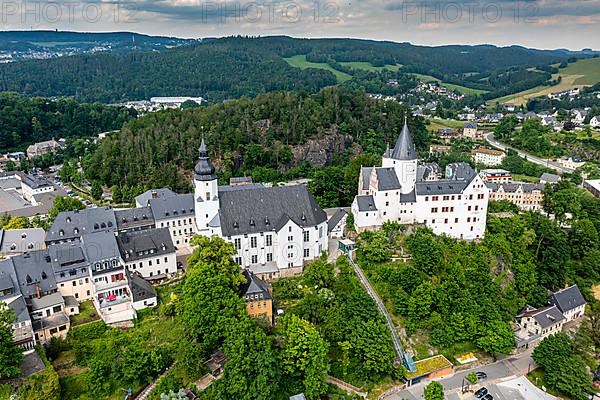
[476, 321, 514, 358]
[357, 230, 391, 264]
[112, 185, 123, 204]
[91, 181, 102, 200]
[1, 216, 30, 230]
[281, 314, 329, 400]
[349, 319, 395, 376]
[0, 303, 22, 379]
[424, 381, 444, 400]
[48, 196, 85, 219]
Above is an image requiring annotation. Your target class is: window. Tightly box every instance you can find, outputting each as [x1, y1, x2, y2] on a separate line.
[287, 236, 293, 242]
[304, 249, 310, 258]
[289, 226, 292, 232]
[234, 238, 241, 249]
[149, 260, 152, 266]
[266, 253, 273, 262]
[431, 207, 438, 213]
[235, 257, 242, 265]
[251, 237, 257, 248]
[156, 258, 160, 265]
[206, 192, 210, 199]
[266, 235, 272, 246]
[251, 255, 258, 264]
[303, 231, 309, 242]
[319, 227, 323, 238]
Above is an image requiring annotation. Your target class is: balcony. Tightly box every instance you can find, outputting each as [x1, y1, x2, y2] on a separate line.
[93, 278, 128, 293]
[98, 294, 130, 309]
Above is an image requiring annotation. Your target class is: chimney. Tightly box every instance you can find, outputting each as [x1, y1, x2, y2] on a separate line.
[35, 281, 41, 299]
[151, 190, 158, 199]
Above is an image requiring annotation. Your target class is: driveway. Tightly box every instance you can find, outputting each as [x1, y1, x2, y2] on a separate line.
[384, 351, 535, 400]
[484, 133, 571, 174]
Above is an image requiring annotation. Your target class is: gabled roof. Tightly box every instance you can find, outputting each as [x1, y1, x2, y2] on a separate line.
[46, 207, 116, 243]
[0, 228, 45, 254]
[217, 185, 326, 237]
[116, 228, 175, 262]
[81, 231, 120, 263]
[30, 292, 64, 311]
[486, 182, 545, 193]
[517, 304, 565, 329]
[360, 167, 373, 191]
[540, 173, 561, 183]
[549, 285, 586, 313]
[148, 194, 194, 221]
[22, 174, 52, 189]
[11, 250, 57, 298]
[240, 270, 272, 300]
[135, 188, 177, 207]
[129, 272, 157, 303]
[115, 206, 155, 231]
[384, 118, 416, 161]
[5, 294, 30, 324]
[47, 240, 88, 282]
[327, 209, 348, 232]
[375, 168, 401, 191]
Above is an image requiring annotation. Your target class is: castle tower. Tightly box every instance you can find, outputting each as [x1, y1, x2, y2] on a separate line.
[382, 117, 417, 194]
[194, 137, 219, 233]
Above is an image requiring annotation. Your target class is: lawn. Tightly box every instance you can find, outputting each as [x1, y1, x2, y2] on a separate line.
[427, 118, 466, 133]
[70, 301, 99, 326]
[512, 174, 540, 183]
[339, 61, 401, 72]
[283, 55, 352, 83]
[404, 355, 453, 379]
[412, 73, 488, 95]
[491, 57, 600, 106]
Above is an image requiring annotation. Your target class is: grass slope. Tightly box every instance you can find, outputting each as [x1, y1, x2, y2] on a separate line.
[412, 73, 488, 95]
[492, 57, 600, 105]
[339, 61, 401, 72]
[284, 55, 352, 83]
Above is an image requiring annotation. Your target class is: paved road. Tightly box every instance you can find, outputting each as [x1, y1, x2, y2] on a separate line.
[384, 350, 535, 400]
[484, 133, 572, 174]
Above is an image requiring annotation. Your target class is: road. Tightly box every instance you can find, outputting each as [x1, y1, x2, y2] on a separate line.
[384, 350, 535, 400]
[484, 133, 572, 174]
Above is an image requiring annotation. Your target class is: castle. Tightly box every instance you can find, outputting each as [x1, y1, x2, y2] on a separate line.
[351, 119, 489, 240]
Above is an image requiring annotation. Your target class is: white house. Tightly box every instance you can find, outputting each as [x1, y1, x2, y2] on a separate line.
[515, 304, 565, 349]
[549, 285, 586, 322]
[326, 208, 348, 239]
[352, 119, 489, 240]
[590, 116, 600, 128]
[472, 147, 506, 167]
[21, 175, 54, 203]
[117, 228, 177, 280]
[558, 156, 586, 171]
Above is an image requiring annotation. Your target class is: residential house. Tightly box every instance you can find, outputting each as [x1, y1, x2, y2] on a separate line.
[429, 144, 451, 155]
[135, 188, 177, 208]
[549, 285, 586, 322]
[486, 182, 545, 211]
[327, 208, 348, 239]
[117, 227, 177, 280]
[515, 304, 565, 349]
[0, 263, 35, 351]
[417, 163, 442, 182]
[48, 240, 93, 302]
[30, 292, 70, 343]
[479, 169, 512, 183]
[21, 175, 54, 203]
[239, 270, 273, 325]
[129, 272, 158, 311]
[558, 156, 586, 171]
[590, 116, 600, 128]
[583, 179, 600, 198]
[46, 207, 117, 245]
[0, 228, 45, 256]
[26, 139, 65, 159]
[473, 147, 506, 167]
[540, 173, 561, 184]
[462, 122, 479, 139]
[148, 193, 196, 247]
[114, 207, 155, 233]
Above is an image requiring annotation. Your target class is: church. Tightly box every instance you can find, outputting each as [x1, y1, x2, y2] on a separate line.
[351, 119, 489, 240]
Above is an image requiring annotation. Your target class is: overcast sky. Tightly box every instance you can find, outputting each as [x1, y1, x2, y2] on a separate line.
[2, 0, 599, 49]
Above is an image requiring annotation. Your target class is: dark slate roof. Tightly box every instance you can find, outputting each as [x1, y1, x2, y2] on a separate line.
[485, 182, 545, 193]
[6, 295, 30, 324]
[148, 194, 194, 221]
[464, 122, 477, 129]
[47, 240, 88, 282]
[32, 311, 69, 331]
[416, 180, 471, 196]
[361, 167, 373, 191]
[46, 207, 116, 243]
[417, 163, 441, 181]
[115, 207, 155, 231]
[549, 285, 586, 313]
[11, 250, 57, 298]
[116, 228, 175, 262]
[194, 137, 217, 181]
[30, 292, 64, 311]
[218, 185, 327, 237]
[446, 162, 476, 180]
[376, 168, 401, 191]
[22, 174, 52, 189]
[518, 305, 565, 329]
[400, 189, 417, 203]
[218, 183, 265, 192]
[81, 231, 121, 263]
[385, 119, 416, 160]
[135, 188, 177, 207]
[0, 259, 18, 297]
[240, 270, 272, 300]
[129, 272, 157, 303]
[540, 173, 561, 183]
[0, 228, 45, 254]
[356, 195, 377, 212]
[327, 209, 348, 232]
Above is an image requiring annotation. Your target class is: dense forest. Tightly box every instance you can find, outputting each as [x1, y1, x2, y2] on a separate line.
[0, 93, 135, 152]
[83, 87, 429, 194]
[0, 36, 587, 103]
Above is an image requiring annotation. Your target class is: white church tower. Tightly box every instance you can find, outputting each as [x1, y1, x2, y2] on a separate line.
[382, 117, 417, 194]
[194, 137, 219, 234]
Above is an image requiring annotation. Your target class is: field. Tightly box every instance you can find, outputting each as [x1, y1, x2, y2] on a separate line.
[339, 61, 401, 72]
[283, 55, 352, 82]
[412, 73, 489, 95]
[491, 57, 600, 106]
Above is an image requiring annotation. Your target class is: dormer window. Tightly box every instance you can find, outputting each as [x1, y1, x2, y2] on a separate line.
[27, 243, 34, 250]
[94, 224, 99, 230]
[108, 222, 113, 227]
[66, 217, 71, 223]
[21, 233, 27, 239]
[100, 223, 106, 229]
[10, 244, 16, 251]
[59, 229, 64, 236]
[26, 275, 32, 284]
[74, 228, 79, 234]
[41, 271, 47, 280]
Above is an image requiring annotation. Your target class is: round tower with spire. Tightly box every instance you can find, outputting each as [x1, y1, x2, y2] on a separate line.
[382, 117, 417, 194]
[194, 137, 220, 233]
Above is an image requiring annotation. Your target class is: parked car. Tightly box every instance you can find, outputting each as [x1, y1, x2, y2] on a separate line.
[476, 371, 488, 380]
[475, 387, 488, 398]
[482, 394, 493, 400]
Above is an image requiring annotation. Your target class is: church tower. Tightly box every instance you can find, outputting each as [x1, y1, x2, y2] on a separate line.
[382, 118, 417, 194]
[194, 137, 219, 233]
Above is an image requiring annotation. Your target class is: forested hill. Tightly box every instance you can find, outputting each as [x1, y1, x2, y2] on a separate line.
[0, 35, 589, 103]
[83, 87, 428, 193]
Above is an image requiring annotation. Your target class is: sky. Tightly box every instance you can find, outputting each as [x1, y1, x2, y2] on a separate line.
[1, 0, 599, 49]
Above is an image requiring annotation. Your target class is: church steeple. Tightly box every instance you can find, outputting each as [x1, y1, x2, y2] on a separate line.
[194, 136, 217, 181]
[390, 117, 416, 160]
